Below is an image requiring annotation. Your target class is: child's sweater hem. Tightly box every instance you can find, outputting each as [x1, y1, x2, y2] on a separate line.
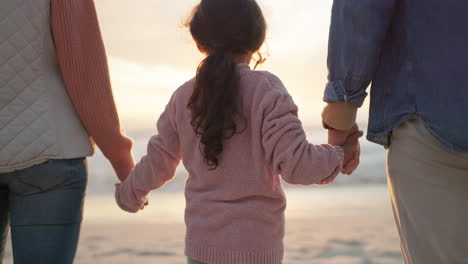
[185, 243, 283, 264]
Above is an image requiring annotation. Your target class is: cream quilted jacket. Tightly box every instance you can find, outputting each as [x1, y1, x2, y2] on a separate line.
[0, 0, 94, 173]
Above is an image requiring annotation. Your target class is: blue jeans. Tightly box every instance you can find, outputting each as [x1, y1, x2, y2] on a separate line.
[0, 158, 87, 264]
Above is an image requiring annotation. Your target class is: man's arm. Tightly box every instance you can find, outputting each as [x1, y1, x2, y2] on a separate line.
[323, 0, 397, 129]
[51, 0, 135, 181]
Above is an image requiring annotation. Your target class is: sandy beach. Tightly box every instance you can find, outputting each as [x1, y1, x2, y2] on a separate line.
[3, 185, 402, 264]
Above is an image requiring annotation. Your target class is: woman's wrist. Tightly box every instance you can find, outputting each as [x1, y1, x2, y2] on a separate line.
[109, 150, 135, 181]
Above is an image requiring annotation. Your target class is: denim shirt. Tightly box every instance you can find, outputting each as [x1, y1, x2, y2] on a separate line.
[324, 0, 468, 154]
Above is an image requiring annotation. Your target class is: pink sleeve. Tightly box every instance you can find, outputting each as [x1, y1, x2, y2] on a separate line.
[116, 98, 181, 213]
[50, 0, 135, 181]
[261, 78, 344, 185]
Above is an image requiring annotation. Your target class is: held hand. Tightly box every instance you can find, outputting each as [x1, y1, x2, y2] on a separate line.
[317, 131, 363, 185]
[340, 130, 363, 175]
[328, 124, 359, 145]
[342, 145, 360, 175]
[328, 124, 361, 175]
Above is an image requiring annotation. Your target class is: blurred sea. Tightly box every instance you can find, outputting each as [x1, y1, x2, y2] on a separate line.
[87, 126, 387, 194]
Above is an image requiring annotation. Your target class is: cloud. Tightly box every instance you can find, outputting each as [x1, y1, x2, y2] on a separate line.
[109, 57, 194, 92]
[96, 0, 201, 66]
[108, 57, 194, 131]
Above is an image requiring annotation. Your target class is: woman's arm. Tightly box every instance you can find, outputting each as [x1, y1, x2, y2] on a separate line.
[51, 0, 135, 181]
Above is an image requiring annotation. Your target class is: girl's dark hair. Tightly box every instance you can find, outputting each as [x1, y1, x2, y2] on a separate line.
[187, 0, 267, 169]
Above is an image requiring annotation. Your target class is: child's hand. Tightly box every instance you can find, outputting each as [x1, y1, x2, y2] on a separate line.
[115, 183, 148, 213]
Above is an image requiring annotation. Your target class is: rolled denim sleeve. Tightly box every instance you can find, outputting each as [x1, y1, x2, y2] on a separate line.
[324, 0, 397, 108]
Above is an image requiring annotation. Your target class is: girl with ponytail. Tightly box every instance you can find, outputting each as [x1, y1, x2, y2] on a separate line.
[115, 0, 361, 263]
[187, 0, 267, 169]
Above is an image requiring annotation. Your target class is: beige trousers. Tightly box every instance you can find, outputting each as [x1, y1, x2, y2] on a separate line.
[387, 119, 468, 264]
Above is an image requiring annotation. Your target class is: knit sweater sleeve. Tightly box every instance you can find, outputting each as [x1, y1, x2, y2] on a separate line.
[50, 0, 135, 181]
[115, 96, 182, 213]
[260, 74, 344, 185]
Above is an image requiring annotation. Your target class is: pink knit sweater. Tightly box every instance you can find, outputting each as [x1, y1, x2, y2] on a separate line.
[51, 0, 135, 181]
[115, 64, 344, 264]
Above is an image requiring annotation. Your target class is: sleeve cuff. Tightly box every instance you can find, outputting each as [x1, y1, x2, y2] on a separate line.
[323, 80, 368, 108]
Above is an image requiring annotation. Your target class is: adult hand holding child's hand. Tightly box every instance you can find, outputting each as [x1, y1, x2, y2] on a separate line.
[328, 124, 361, 175]
[340, 130, 363, 173]
[317, 129, 363, 185]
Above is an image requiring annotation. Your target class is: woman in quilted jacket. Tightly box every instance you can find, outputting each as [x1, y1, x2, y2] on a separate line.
[0, 0, 134, 263]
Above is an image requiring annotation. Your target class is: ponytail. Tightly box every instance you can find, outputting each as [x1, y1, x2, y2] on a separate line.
[187, 0, 266, 169]
[187, 51, 241, 169]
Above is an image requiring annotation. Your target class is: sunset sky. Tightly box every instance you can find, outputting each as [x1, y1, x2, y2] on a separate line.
[94, 0, 370, 132]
